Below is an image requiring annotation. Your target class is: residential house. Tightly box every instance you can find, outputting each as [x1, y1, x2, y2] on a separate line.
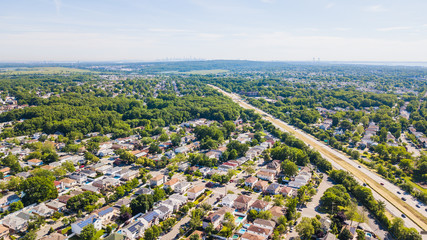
[135, 187, 153, 196]
[81, 185, 100, 193]
[202, 206, 233, 229]
[32, 203, 54, 218]
[269, 206, 286, 223]
[266, 183, 282, 195]
[233, 195, 252, 211]
[27, 159, 43, 166]
[266, 160, 281, 172]
[241, 232, 265, 240]
[253, 180, 269, 192]
[154, 205, 173, 220]
[93, 177, 120, 190]
[150, 174, 166, 187]
[141, 211, 160, 226]
[280, 186, 294, 197]
[103, 233, 125, 240]
[256, 170, 275, 182]
[245, 176, 259, 188]
[253, 219, 276, 230]
[46, 200, 66, 212]
[114, 198, 131, 208]
[247, 225, 272, 239]
[59, 178, 77, 188]
[221, 194, 238, 208]
[93, 206, 117, 222]
[121, 170, 139, 181]
[169, 194, 188, 206]
[0, 193, 20, 212]
[0, 167, 10, 175]
[2, 212, 29, 232]
[187, 185, 205, 200]
[68, 173, 88, 184]
[250, 200, 269, 212]
[121, 219, 149, 240]
[71, 215, 103, 235]
[0, 225, 8, 239]
[164, 178, 180, 191]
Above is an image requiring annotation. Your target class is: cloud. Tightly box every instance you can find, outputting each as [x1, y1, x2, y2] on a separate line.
[364, 5, 387, 12]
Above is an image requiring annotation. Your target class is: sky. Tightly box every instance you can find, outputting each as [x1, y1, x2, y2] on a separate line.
[1, 0, 427, 62]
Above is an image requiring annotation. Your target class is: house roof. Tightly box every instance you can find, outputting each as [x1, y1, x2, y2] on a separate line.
[234, 195, 251, 204]
[254, 180, 269, 188]
[248, 225, 270, 235]
[254, 218, 276, 228]
[251, 200, 268, 209]
[245, 176, 258, 183]
[164, 178, 179, 186]
[188, 185, 204, 193]
[241, 232, 265, 240]
[269, 206, 286, 218]
[151, 174, 165, 181]
[59, 178, 76, 184]
[28, 159, 42, 163]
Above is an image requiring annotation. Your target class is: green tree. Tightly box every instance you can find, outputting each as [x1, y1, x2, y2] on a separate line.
[296, 217, 315, 240]
[20, 176, 58, 205]
[281, 160, 298, 177]
[80, 224, 96, 240]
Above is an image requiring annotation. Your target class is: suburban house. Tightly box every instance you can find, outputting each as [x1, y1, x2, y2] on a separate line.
[187, 185, 205, 200]
[280, 186, 294, 197]
[256, 170, 275, 182]
[46, 200, 66, 212]
[233, 195, 252, 211]
[163, 178, 180, 191]
[0, 193, 20, 212]
[135, 187, 153, 196]
[150, 174, 166, 187]
[174, 181, 191, 194]
[253, 180, 269, 192]
[59, 178, 77, 188]
[202, 206, 233, 229]
[247, 224, 272, 239]
[245, 176, 259, 188]
[32, 203, 55, 218]
[221, 194, 238, 208]
[93, 206, 117, 222]
[121, 219, 149, 240]
[266, 183, 282, 195]
[250, 200, 269, 212]
[27, 159, 43, 166]
[0, 225, 9, 239]
[269, 206, 286, 223]
[266, 160, 281, 172]
[253, 219, 276, 230]
[241, 232, 265, 240]
[71, 215, 103, 235]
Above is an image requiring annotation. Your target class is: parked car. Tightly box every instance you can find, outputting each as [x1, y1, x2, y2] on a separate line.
[380, 183, 384, 185]
[401, 197, 406, 201]
[416, 204, 420, 208]
[401, 214, 406, 218]
[397, 191, 401, 194]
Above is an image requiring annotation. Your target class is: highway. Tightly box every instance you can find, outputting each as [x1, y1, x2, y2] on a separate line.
[210, 85, 427, 234]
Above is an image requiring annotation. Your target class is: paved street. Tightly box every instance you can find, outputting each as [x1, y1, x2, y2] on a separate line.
[210, 85, 426, 233]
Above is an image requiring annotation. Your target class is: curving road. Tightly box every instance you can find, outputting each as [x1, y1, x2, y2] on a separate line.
[210, 85, 427, 234]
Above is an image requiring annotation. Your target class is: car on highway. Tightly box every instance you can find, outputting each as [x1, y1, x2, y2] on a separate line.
[380, 183, 384, 185]
[401, 214, 406, 218]
[397, 191, 401, 194]
[363, 183, 367, 186]
[401, 197, 406, 201]
[358, 166, 361, 168]
[416, 204, 420, 208]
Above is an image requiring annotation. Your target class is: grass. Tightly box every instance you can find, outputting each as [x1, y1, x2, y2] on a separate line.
[0, 67, 92, 75]
[403, 177, 427, 194]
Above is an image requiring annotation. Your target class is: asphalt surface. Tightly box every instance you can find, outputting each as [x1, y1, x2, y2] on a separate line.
[210, 85, 426, 234]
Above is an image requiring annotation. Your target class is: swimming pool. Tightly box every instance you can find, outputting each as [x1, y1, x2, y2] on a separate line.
[238, 228, 247, 234]
[232, 234, 239, 239]
[235, 216, 245, 224]
[243, 224, 251, 229]
[365, 233, 372, 238]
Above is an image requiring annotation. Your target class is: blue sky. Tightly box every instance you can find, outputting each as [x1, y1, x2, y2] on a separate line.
[1, 0, 427, 61]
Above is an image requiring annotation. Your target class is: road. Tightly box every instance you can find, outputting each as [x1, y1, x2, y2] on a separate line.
[210, 85, 427, 233]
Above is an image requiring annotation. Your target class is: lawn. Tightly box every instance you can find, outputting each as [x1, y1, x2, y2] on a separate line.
[0, 67, 92, 75]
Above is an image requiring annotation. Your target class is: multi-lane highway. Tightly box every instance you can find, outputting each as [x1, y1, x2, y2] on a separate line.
[210, 84, 427, 234]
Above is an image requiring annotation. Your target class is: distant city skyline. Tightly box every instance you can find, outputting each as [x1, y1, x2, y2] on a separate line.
[1, 0, 427, 62]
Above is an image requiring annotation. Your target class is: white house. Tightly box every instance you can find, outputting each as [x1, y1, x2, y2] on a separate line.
[174, 181, 191, 194]
[221, 194, 238, 208]
[187, 185, 205, 200]
[71, 215, 103, 235]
